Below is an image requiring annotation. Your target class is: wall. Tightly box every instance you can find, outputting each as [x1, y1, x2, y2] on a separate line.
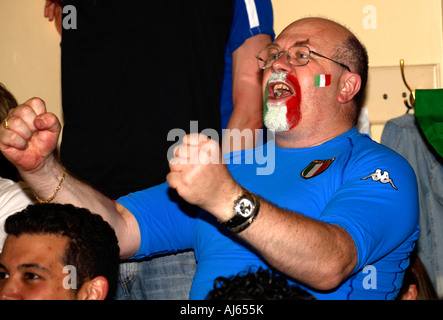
[0, 0, 62, 127]
[271, 0, 443, 140]
[272, 0, 443, 71]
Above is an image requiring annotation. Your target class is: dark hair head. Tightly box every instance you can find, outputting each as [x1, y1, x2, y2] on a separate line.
[206, 267, 316, 300]
[0, 83, 20, 181]
[4, 203, 120, 299]
[0, 82, 17, 121]
[397, 250, 439, 300]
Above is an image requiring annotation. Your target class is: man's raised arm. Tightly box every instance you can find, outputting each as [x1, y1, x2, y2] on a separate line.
[0, 97, 140, 258]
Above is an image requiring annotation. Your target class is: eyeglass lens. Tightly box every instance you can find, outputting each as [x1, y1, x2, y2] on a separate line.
[258, 46, 310, 69]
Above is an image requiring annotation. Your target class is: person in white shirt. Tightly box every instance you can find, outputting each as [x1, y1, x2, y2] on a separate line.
[0, 83, 35, 252]
[0, 178, 33, 253]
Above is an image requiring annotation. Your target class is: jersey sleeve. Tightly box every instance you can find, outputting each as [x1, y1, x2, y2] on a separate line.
[228, 0, 275, 52]
[116, 182, 197, 260]
[318, 143, 420, 273]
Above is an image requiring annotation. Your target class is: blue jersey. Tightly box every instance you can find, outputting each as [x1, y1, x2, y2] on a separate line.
[220, 0, 275, 129]
[118, 128, 419, 299]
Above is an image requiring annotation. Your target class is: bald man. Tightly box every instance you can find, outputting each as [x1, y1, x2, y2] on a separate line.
[0, 18, 419, 300]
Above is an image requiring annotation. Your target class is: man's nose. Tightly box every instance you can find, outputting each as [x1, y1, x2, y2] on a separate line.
[271, 52, 292, 73]
[0, 279, 22, 300]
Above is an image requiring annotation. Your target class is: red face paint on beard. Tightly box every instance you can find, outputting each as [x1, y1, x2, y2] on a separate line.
[285, 75, 302, 130]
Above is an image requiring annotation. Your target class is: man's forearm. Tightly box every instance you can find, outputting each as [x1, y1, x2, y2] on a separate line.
[235, 200, 357, 290]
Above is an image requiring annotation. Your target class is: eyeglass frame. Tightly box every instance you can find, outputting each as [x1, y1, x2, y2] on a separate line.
[256, 45, 352, 72]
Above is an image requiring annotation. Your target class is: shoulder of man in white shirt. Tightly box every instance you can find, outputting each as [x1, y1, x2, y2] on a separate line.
[0, 177, 34, 253]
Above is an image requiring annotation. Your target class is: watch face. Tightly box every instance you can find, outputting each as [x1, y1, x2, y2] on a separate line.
[235, 198, 254, 218]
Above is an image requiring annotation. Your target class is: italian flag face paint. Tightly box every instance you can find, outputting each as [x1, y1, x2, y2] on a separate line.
[263, 73, 302, 132]
[314, 74, 332, 87]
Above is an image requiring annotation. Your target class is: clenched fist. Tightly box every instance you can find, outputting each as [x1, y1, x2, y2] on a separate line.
[166, 133, 241, 222]
[0, 97, 60, 173]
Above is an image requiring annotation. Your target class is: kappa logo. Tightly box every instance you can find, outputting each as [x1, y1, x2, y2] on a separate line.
[361, 169, 398, 190]
[301, 158, 335, 179]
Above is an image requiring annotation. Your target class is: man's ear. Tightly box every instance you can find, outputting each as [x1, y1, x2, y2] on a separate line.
[77, 276, 109, 300]
[399, 284, 418, 300]
[338, 73, 361, 104]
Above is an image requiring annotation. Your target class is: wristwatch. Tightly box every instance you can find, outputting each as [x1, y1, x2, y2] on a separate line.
[222, 187, 260, 233]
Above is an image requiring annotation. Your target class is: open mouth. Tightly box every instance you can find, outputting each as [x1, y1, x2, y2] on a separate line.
[269, 81, 294, 100]
[272, 83, 293, 98]
[266, 73, 297, 101]
[264, 73, 302, 131]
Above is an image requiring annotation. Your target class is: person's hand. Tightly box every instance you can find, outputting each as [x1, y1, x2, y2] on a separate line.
[44, 0, 63, 35]
[0, 98, 61, 173]
[44, 0, 58, 21]
[167, 133, 241, 221]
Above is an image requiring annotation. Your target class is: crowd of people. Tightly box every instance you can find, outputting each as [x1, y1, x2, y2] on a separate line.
[0, 0, 438, 301]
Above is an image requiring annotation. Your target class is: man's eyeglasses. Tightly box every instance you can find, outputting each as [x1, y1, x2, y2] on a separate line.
[256, 45, 351, 72]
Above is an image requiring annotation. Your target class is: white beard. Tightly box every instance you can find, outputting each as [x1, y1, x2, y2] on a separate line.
[263, 101, 289, 132]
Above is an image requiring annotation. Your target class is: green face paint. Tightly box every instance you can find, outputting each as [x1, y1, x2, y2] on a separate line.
[314, 74, 331, 87]
[263, 78, 270, 118]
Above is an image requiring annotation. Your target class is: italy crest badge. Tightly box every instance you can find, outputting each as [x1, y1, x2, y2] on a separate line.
[301, 158, 336, 179]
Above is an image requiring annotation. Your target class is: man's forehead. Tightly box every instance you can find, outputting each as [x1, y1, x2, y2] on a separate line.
[277, 18, 351, 46]
[269, 37, 313, 50]
[0, 234, 68, 268]
[293, 39, 310, 47]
